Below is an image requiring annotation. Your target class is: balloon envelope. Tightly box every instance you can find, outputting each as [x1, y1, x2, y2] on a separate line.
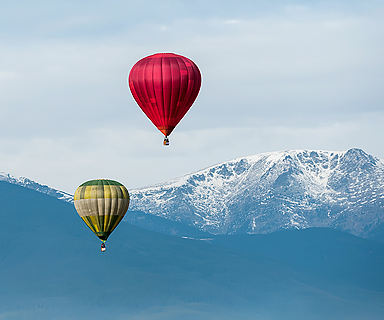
[74, 179, 130, 241]
[128, 53, 201, 137]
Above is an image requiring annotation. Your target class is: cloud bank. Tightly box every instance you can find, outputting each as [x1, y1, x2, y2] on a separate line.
[0, 1, 383, 192]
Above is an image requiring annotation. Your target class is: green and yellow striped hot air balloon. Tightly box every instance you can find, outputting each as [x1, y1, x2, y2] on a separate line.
[74, 179, 129, 250]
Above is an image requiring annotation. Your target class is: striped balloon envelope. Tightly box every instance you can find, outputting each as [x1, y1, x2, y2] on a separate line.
[128, 53, 202, 145]
[74, 179, 130, 243]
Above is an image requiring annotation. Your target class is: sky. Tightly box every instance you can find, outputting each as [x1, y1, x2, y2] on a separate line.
[0, 0, 383, 193]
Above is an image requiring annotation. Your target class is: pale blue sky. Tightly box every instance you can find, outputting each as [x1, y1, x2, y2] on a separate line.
[0, 1, 383, 192]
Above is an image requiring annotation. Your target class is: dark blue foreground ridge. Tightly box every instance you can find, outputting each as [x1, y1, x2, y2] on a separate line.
[1, 180, 384, 320]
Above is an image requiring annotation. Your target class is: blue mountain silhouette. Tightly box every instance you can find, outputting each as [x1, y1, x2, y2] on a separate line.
[1, 181, 384, 319]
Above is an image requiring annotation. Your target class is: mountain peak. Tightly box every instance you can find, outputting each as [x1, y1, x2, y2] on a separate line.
[129, 148, 384, 237]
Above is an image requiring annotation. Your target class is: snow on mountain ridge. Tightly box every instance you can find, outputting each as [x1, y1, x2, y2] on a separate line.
[131, 149, 344, 213]
[129, 148, 384, 237]
[1, 148, 382, 238]
[0, 172, 73, 202]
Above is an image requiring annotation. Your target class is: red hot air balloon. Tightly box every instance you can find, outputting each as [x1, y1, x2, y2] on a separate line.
[128, 53, 202, 146]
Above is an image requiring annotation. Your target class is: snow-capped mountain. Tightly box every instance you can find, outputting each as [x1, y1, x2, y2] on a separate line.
[0, 172, 73, 202]
[129, 148, 384, 237]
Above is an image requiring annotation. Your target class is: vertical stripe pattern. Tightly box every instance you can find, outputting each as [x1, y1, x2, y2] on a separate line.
[128, 53, 202, 136]
[74, 179, 130, 241]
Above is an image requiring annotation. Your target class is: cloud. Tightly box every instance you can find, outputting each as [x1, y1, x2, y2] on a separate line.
[0, 0, 383, 192]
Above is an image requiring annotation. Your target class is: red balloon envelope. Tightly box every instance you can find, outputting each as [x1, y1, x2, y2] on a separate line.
[128, 53, 201, 144]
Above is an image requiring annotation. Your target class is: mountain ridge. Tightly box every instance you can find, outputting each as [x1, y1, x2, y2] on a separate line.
[2, 148, 383, 239]
[129, 148, 384, 237]
[0, 172, 73, 203]
[1, 180, 384, 320]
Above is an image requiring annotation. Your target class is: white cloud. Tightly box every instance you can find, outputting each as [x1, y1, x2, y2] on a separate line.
[0, 1, 383, 192]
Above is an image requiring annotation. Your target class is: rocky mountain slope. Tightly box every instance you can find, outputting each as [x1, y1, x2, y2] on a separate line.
[129, 148, 384, 237]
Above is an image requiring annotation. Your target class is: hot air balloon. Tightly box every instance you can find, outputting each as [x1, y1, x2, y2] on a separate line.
[128, 53, 202, 145]
[74, 179, 130, 251]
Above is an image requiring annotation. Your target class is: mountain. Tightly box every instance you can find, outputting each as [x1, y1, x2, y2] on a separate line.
[3, 148, 383, 240]
[129, 148, 384, 238]
[1, 180, 384, 320]
[0, 172, 72, 202]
